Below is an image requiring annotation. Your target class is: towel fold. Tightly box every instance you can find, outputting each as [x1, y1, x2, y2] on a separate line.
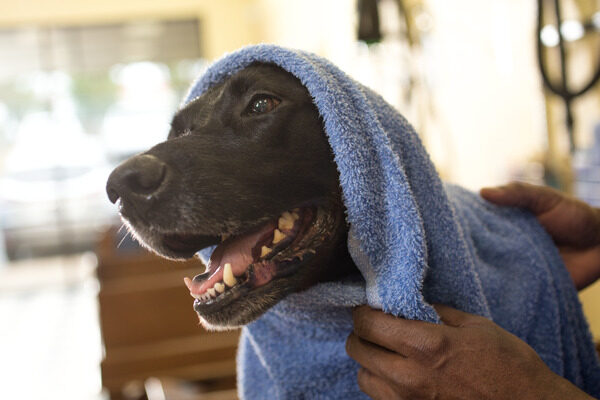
[185, 44, 600, 399]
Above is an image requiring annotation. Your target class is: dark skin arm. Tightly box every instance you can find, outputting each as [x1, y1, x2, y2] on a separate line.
[347, 305, 595, 400]
[347, 183, 600, 399]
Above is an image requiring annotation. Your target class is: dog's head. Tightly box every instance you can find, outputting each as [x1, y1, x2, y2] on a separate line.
[106, 64, 353, 330]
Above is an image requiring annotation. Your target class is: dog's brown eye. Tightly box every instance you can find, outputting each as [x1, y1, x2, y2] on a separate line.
[249, 96, 280, 114]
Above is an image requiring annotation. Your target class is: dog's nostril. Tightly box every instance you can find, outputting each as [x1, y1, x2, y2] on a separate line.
[106, 154, 168, 204]
[107, 187, 120, 204]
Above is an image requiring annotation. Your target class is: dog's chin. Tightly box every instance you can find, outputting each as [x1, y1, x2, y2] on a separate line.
[195, 277, 295, 331]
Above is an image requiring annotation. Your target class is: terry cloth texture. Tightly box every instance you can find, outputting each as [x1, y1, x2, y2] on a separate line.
[185, 45, 600, 399]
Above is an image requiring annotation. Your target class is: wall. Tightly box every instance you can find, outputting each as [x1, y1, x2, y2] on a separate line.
[0, 0, 262, 60]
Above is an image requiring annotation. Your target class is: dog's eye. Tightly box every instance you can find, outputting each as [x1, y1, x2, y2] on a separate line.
[248, 95, 280, 115]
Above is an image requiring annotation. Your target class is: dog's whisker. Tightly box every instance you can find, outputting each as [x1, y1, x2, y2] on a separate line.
[116, 230, 131, 249]
[117, 223, 127, 235]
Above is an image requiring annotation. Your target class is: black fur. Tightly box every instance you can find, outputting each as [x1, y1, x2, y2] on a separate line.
[106, 64, 357, 328]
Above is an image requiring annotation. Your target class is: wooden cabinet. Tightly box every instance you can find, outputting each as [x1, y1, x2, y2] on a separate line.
[96, 227, 239, 399]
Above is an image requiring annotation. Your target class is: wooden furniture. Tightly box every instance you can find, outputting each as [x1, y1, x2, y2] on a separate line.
[96, 227, 239, 400]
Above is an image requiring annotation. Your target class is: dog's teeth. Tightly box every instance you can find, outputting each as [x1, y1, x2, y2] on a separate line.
[191, 292, 201, 300]
[221, 234, 230, 242]
[184, 277, 193, 290]
[207, 288, 216, 297]
[261, 245, 272, 258]
[272, 229, 286, 244]
[278, 212, 295, 230]
[223, 263, 237, 287]
[214, 282, 225, 293]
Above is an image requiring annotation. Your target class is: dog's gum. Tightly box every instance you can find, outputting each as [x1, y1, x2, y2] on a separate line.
[223, 263, 237, 287]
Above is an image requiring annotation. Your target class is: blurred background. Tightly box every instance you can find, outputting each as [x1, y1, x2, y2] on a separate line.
[0, 0, 599, 399]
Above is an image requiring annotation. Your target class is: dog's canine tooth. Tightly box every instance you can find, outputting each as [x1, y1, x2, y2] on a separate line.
[208, 288, 216, 297]
[223, 263, 237, 287]
[261, 245, 272, 258]
[214, 282, 225, 293]
[221, 234, 230, 242]
[278, 212, 295, 230]
[184, 277, 193, 290]
[272, 229, 286, 244]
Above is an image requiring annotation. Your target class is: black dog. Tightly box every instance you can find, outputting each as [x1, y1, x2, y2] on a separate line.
[106, 64, 357, 330]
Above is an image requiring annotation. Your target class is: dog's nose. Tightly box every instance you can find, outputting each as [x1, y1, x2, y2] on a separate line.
[106, 154, 168, 204]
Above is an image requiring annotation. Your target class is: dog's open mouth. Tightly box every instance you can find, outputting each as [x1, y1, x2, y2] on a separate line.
[170, 206, 335, 313]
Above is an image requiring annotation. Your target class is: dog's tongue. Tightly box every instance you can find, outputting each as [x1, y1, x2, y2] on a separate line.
[210, 221, 276, 272]
[188, 221, 276, 295]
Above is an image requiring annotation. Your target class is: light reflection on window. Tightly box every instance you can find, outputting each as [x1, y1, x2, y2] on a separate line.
[0, 19, 206, 261]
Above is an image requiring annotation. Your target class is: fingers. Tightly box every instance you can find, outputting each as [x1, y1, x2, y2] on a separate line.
[560, 245, 600, 290]
[346, 333, 425, 398]
[432, 303, 475, 327]
[346, 332, 405, 381]
[351, 306, 448, 357]
[480, 182, 561, 216]
[356, 368, 406, 400]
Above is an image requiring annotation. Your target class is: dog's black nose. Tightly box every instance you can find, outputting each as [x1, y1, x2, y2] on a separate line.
[106, 154, 168, 204]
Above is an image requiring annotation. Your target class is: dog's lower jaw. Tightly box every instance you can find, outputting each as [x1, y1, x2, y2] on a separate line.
[198, 317, 242, 332]
[195, 277, 294, 330]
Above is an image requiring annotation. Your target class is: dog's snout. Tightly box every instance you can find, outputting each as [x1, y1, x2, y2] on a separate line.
[106, 154, 168, 205]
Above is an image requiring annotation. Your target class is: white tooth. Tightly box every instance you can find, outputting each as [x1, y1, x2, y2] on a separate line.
[291, 211, 300, 220]
[208, 288, 216, 297]
[261, 245, 272, 258]
[278, 212, 295, 230]
[214, 282, 225, 293]
[273, 229, 286, 244]
[221, 234, 230, 242]
[223, 263, 237, 287]
[191, 292, 201, 300]
[184, 277, 193, 290]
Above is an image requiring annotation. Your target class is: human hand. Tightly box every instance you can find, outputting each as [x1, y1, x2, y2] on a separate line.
[346, 305, 593, 400]
[480, 182, 600, 290]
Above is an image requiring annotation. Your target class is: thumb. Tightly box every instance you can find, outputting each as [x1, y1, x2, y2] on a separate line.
[480, 182, 561, 217]
[433, 304, 474, 327]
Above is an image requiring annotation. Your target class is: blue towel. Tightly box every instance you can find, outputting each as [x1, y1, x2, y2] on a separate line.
[185, 45, 600, 399]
